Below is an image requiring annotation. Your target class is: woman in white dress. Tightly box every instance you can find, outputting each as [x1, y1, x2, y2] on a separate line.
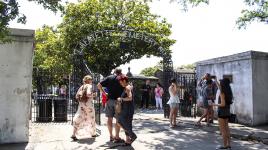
[167, 78, 180, 128]
[71, 75, 96, 141]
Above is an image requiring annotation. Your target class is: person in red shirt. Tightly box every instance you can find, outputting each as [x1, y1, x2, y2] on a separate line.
[102, 88, 108, 109]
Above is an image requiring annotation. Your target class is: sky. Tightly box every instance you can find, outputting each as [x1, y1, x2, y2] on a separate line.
[10, 0, 268, 74]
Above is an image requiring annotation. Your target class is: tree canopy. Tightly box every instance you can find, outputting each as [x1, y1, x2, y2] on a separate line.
[32, 0, 175, 76]
[34, 26, 70, 71]
[59, 0, 175, 76]
[1, 0, 268, 43]
[0, 0, 63, 43]
[170, 0, 268, 28]
[140, 61, 162, 76]
[176, 63, 196, 70]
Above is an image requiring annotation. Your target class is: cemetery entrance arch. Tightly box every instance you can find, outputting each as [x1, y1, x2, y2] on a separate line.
[72, 29, 174, 120]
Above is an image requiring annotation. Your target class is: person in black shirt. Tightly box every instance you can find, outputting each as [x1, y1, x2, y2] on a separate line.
[140, 80, 151, 109]
[97, 68, 124, 143]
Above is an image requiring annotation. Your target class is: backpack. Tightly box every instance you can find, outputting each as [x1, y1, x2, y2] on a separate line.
[79, 85, 88, 102]
[225, 96, 233, 105]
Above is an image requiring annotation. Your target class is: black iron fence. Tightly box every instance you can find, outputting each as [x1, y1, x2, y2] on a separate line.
[161, 71, 197, 118]
[31, 67, 101, 125]
[173, 72, 197, 118]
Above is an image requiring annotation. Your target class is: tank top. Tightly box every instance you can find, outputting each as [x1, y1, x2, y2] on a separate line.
[167, 85, 180, 104]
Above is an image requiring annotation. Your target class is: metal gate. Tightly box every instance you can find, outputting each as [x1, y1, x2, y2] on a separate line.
[31, 55, 101, 125]
[70, 53, 101, 125]
[173, 72, 197, 118]
[31, 68, 71, 122]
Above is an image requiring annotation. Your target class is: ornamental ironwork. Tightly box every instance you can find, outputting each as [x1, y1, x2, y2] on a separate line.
[73, 29, 174, 118]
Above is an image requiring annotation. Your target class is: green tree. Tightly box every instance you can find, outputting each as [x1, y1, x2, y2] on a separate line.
[32, 26, 72, 89]
[140, 61, 162, 76]
[170, 0, 268, 28]
[177, 63, 196, 70]
[59, 0, 175, 76]
[34, 26, 71, 76]
[140, 66, 160, 76]
[0, 0, 63, 43]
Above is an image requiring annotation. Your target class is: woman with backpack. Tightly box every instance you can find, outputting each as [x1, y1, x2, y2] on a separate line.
[71, 75, 97, 141]
[213, 77, 233, 149]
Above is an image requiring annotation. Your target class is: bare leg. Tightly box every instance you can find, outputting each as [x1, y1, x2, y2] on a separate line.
[115, 120, 121, 139]
[206, 108, 210, 125]
[107, 117, 113, 138]
[169, 108, 174, 126]
[225, 119, 231, 147]
[210, 107, 214, 121]
[219, 118, 228, 147]
[173, 107, 179, 126]
[197, 108, 208, 124]
[72, 127, 77, 136]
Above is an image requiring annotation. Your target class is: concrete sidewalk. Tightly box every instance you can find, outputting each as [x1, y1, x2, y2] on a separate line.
[1, 110, 268, 150]
[137, 109, 268, 145]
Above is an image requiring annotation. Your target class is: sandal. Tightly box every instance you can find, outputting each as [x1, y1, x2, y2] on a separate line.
[123, 142, 132, 146]
[113, 138, 125, 143]
[194, 122, 202, 127]
[110, 136, 114, 142]
[173, 124, 179, 127]
[71, 135, 78, 141]
[216, 146, 229, 149]
[92, 134, 99, 138]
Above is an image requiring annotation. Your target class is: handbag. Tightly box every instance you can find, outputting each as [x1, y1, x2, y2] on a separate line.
[229, 114, 237, 123]
[115, 100, 122, 114]
[78, 85, 88, 102]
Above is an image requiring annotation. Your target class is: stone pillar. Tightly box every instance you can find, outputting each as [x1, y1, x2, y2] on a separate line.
[0, 28, 34, 143]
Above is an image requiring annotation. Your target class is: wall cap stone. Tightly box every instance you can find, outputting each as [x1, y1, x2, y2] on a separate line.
[196, 51, 268, 66]
[8, 28, 35, 42]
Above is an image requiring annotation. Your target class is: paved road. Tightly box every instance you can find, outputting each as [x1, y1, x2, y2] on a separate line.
[1, 111, 268, 150]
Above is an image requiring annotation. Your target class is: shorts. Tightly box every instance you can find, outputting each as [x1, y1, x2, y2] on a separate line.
[203, 99, 209, 109]
[218, 108, 230, 119]
[169, 103, 179, 109]
[218, 116, 230, 119]
[105, 99, 117, 118]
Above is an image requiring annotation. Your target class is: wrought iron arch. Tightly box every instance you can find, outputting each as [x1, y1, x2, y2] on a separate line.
[72, 29, 173, 120]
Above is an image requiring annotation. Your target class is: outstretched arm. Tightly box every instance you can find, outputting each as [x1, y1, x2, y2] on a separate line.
[97, 83, 107, 97]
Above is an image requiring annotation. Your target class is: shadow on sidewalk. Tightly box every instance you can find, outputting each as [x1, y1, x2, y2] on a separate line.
[0, 142, 28, 150]
[97, 141, 134, 150]
[75, 138, 96, 145]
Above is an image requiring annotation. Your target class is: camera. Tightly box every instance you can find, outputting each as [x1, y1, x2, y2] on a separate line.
[211, 75, 216, 79]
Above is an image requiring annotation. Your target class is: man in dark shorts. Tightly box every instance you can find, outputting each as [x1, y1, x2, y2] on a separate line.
[97, 68, 124, 143]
